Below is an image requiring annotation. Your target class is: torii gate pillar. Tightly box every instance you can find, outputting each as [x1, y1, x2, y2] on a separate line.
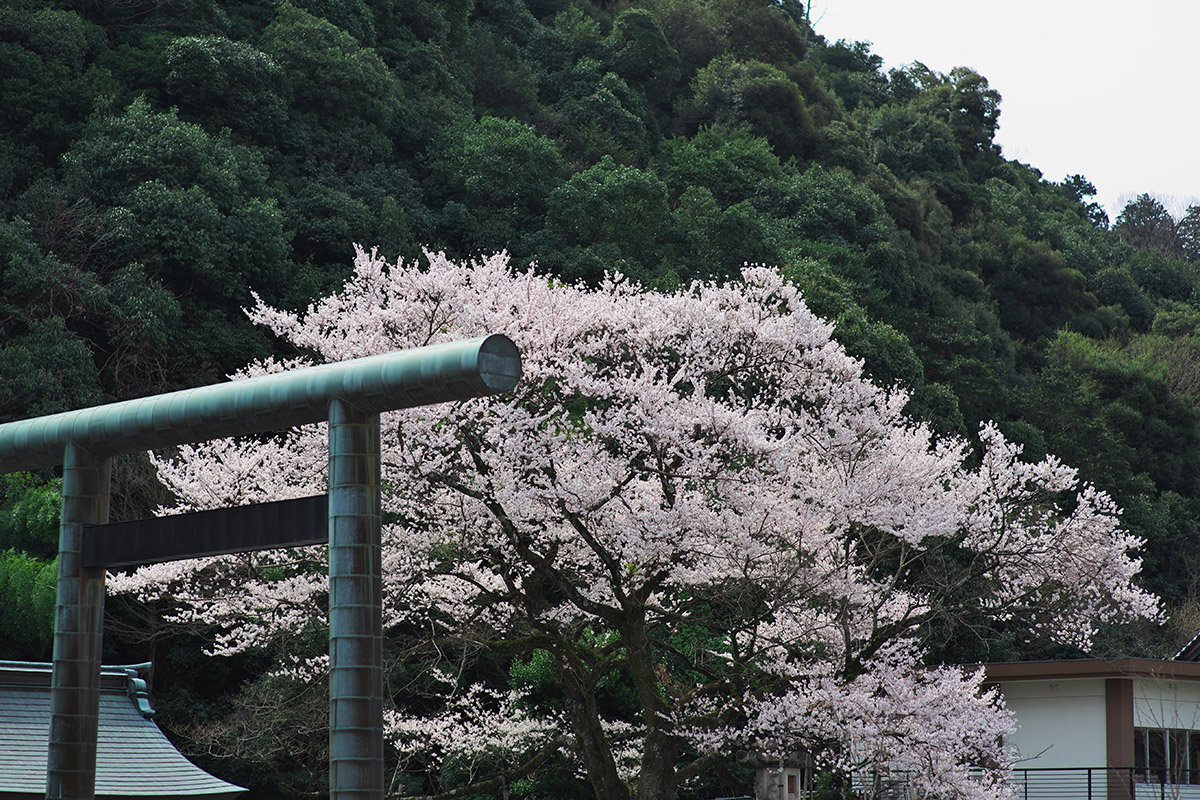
[47, 444, 111, 800]
[327, 399, 384, 799]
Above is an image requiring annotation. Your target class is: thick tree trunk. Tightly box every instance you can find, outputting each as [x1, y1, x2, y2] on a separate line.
[634, 728, 680, 800]
[624, 613, 681, 800]
[561, 667, 631, 800]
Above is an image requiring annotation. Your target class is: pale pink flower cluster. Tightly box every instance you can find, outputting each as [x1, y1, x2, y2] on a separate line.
[748, 641, 1015, 800]
[385, 680, 561, 783]
[110, 248, 1159, 796]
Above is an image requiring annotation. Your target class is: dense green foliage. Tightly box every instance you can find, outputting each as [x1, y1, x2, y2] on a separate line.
[3, 0, 1200, 795]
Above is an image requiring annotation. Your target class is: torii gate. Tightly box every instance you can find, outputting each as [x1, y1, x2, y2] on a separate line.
[0, 334, 522, 800]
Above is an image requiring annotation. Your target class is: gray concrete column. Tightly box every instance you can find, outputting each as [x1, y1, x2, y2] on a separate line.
[328, 399, 383, 800]
[47, 442, 112, 800]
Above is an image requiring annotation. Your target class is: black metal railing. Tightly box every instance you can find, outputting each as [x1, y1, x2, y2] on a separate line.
[1011, 767, 1200, 800]
[748, 766, 1200, 800]
[1012, 767, 1110, 800]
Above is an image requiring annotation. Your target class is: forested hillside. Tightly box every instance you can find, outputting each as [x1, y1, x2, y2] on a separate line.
[3, 0, 1200, 795]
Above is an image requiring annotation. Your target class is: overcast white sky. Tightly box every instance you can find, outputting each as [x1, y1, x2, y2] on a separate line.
[810, 0, 1200, 223]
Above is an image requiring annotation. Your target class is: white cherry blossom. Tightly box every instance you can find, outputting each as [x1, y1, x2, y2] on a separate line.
[111, 248, 1159, 800]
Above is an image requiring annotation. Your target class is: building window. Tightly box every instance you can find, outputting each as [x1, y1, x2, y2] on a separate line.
[1135, 727, 1200, 784]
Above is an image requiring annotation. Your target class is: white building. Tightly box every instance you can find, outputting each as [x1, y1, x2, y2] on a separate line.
[986, 657, 1200, 800]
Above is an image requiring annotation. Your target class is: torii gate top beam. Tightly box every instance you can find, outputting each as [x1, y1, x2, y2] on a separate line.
[0, 334, 521, 471]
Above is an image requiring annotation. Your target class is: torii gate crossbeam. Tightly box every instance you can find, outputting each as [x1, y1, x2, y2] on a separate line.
[0, 335, 522, 800]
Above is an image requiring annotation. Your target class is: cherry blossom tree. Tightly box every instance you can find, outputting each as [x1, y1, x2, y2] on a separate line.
[110, 247, 1158, 800]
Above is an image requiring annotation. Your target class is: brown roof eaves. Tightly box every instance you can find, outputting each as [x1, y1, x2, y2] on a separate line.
[982, 658, 1200, 683]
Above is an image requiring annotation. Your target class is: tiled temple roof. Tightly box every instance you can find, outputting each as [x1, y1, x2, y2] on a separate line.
[0, 661, 244, 799]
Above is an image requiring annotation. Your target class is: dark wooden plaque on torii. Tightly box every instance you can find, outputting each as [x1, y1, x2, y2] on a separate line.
[82, 494, 331, 568]
[0, 335, 522, 800]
